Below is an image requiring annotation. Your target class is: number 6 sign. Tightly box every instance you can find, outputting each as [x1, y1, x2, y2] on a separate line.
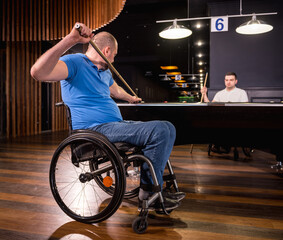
[211, 16, 228, 32]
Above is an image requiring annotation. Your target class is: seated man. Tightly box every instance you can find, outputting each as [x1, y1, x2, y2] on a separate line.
[201, 72, 248, 103]
[201, 72, 248, 154]
[31, 23, 184, 212]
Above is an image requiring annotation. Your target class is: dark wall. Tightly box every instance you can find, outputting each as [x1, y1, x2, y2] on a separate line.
[101, 0, 188, 102]
[113, 64, 177, 102]
[209, 0, 283, 92]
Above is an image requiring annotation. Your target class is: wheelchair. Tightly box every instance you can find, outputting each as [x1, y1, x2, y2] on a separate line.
[49, 102, 181, 233]
[208, 144, 253, 161]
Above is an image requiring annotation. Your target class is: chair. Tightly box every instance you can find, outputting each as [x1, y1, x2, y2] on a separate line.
[50, 102, 180, 233]
[208, 144, 253, 161]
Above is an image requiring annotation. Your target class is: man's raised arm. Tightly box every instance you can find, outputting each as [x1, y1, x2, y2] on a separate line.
[30, 23, 93, 82]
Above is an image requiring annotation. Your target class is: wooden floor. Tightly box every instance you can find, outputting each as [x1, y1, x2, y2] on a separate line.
[0, 131, 283, 240]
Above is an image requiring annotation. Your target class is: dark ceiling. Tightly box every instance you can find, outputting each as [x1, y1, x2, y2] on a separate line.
[103, 0, 213, 78]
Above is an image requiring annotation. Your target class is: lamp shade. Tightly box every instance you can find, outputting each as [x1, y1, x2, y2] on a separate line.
[236, 14, 273, 35]
[161, 75, 171, 81]
[159, 20, 192, 39]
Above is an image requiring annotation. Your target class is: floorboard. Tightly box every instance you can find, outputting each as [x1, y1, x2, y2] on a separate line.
[0, 131, 282, 239]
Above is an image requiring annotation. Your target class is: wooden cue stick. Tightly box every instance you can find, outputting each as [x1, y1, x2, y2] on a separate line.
[75, 24, 138, 97]
[200, 72, 208, 103]
[190, 73, 208, 154]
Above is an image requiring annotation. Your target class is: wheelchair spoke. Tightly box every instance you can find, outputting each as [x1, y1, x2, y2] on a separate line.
[89, 181, 104, 208]
[58, 178, 80, 200]
[68, 182, 92, 216]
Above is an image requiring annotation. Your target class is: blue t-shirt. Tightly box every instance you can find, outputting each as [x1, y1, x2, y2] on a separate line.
[59, 53, 123, 129]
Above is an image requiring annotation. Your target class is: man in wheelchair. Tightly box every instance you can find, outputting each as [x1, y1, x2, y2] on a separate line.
[31, 23, 185, 213]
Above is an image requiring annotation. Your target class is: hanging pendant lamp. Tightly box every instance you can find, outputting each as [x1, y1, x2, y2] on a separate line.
[159, 19, 192, 39]
[236, 14, 273, 35]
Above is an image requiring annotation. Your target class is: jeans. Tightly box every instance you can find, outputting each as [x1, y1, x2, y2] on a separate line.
[91, 120, 176, 188]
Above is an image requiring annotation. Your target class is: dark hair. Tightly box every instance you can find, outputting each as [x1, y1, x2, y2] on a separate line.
[225, 72, 237, 79]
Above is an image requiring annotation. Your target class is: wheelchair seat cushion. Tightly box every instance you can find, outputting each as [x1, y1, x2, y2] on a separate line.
[114, 142, 142, 153]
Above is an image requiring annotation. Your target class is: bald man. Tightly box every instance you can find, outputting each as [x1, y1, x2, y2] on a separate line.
[31, 23, 184, 212]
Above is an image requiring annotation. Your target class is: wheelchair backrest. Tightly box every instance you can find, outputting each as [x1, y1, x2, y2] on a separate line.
[55, 102, 73, 135]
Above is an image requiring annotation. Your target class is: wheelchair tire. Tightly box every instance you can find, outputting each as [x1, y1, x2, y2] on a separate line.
[49, 132, 126, 223]
[132, 216, 148, 234]
[123, 186, 139, 199]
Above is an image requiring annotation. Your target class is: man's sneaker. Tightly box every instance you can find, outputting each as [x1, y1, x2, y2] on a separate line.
[138, 197, 179, 212]
[162, 191, 186, 202]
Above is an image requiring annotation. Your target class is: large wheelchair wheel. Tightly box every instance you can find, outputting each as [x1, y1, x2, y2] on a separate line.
[49, 132, 126, 223]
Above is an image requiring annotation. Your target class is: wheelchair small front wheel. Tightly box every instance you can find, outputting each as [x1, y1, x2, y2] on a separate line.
[132, 216, 148, 234]
[49, 132, 126, 223]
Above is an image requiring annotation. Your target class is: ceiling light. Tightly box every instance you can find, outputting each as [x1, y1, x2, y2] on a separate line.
[161, 75, 171, 81]
[196, 41, 202, 46]
[171, 83, 180, 88]
[174, 80, 186, 83]
[157, 0, 276, 38]
[236, 14, 273, 35]
[160, 66, 178, 70]
[166, 71, 182, 75]
[188, 75, 198, 81]
[159, 19, 192, 39]
[196, 23, 201, 29]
